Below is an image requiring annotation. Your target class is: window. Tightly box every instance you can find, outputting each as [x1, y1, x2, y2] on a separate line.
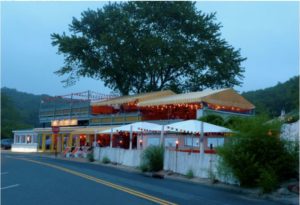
[207, 137, 224, 149]
[26, 136, 32, 143]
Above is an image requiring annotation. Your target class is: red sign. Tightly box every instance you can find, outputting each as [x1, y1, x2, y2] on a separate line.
[52, 126, 60, 134]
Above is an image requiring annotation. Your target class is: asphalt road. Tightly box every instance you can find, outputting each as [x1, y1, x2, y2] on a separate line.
[1, 153, 282, 205]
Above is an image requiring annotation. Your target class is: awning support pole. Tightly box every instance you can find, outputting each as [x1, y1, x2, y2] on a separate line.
[110, 128, 113, 148]
[160, 125, 165, 146]
[200, 121, 204, 155]
[129, 125, 133, 150]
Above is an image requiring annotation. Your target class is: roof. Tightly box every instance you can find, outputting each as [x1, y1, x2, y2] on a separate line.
[13, 129, 36, 134]
[138, 88, 255, 110]
[165, 120, 231, 134]
[100, 122, 162, 133]
[91, 90, 176, 106]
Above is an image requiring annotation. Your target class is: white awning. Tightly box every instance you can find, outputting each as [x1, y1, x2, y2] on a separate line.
[165, 120, 231, 134]
[99, 122, 163, 133]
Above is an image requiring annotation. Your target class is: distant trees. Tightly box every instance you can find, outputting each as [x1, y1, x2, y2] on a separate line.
[242, 76, 299, 117]
[51, 1, 246, 95]
[1, 88, 45, 138]
[1, 93, 32, 138]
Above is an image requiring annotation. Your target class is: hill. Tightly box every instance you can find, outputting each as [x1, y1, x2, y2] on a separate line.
[242, 76, 299, 117]
[1, 87, 49, 138]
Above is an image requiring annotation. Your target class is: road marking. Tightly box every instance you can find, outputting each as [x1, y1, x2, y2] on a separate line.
[1, 172, 8, 175]
[1, 184, 20, 190]
[12, 157, 176, 205]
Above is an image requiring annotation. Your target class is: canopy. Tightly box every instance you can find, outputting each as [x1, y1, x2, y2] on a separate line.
[165, 120, 231, 134]
[138, 88, 255, 110]
[100, 122, 162, 133]
[92, 90, 175, 106]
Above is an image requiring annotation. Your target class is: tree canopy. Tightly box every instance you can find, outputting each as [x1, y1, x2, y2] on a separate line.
[52, 1, 245, 95]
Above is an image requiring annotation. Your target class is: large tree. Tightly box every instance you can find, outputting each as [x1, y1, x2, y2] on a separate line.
[51, 1, 245, 95]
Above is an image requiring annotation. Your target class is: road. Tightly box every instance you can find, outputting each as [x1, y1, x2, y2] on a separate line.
[1, 152, 282, 205]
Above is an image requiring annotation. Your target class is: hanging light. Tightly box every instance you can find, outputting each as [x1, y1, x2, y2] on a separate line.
[268, 130, 272, 136]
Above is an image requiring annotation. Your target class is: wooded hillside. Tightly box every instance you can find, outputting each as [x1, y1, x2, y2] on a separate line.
[242, 76, 299, 117]
[1, 88, 48, 138]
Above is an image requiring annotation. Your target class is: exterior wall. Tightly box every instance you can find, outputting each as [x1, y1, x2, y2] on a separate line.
[11, 144, 38, 152]
[94, 147, 142, 167]
[12, 130, 39, 152]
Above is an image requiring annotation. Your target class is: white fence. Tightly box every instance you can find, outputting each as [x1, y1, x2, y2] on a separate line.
[281, 120, 299, 141]
[164, 149, 238, 184]
[164, 149, 217, 178]
[93, 147, 238, 184]
[94, 147, 142, 167]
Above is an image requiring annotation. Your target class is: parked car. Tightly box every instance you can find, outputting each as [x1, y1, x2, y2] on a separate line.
[1, 138, 13, 149]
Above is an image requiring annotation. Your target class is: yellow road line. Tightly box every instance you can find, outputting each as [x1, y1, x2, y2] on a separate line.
[12, 157, 177, 205]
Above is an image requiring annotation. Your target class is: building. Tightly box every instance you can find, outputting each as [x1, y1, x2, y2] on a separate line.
[12, 88, 255, 152]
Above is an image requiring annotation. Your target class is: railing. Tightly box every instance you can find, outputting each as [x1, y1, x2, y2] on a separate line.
[203, 108, 254, 118]
[39, 114, 90, 123]
[90, 112, 142, 125]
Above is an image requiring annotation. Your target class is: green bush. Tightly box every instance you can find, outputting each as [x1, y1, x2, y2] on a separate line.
[217, 116, 297, 190]
[283, 140, 299, 178]
[199, 114, 225, 126]
[258, 167, 278, 193]
[186, 169, 194, 179]
[87, 153, 94, 162]
[141, 145, 164, 172]
[224, 116, 244, 129]
[139, 163, 148, 172]
[102, 156, 111, 164]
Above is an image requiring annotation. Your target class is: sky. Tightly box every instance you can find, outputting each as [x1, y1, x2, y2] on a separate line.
[1, 1, 299, 96]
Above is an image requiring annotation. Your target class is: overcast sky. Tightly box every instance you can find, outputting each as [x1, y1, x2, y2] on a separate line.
[1, 1, 299, 96]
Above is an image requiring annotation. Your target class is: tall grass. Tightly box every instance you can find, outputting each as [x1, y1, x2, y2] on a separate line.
[140, 145, 164, 172]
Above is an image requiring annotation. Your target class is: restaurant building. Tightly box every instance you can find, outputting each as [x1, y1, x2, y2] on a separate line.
[12, 88, 255, 152]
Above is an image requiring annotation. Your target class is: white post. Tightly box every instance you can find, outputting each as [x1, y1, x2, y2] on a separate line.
[200, 121, 204, 154]
[160, 125, 165, 146]
[94, 130, 97, 148]
[110, 128, 113, 148]
[192, 134, 194, 148]
[129, 125, 133, 150]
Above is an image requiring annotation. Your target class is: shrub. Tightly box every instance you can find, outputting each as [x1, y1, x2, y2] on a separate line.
[224, 116, 244, 129]
[258, 167, 278, 193]
[139, 164, 148, 173]
[217, 116, 297, 190]
[283, 140, 299, 179]
[141, 145, 164, 172]
[186, 169, 194, 179]
[102, 156, 111, 164]
[87, 153, 94, 162]
[199, 114, 225, 126]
